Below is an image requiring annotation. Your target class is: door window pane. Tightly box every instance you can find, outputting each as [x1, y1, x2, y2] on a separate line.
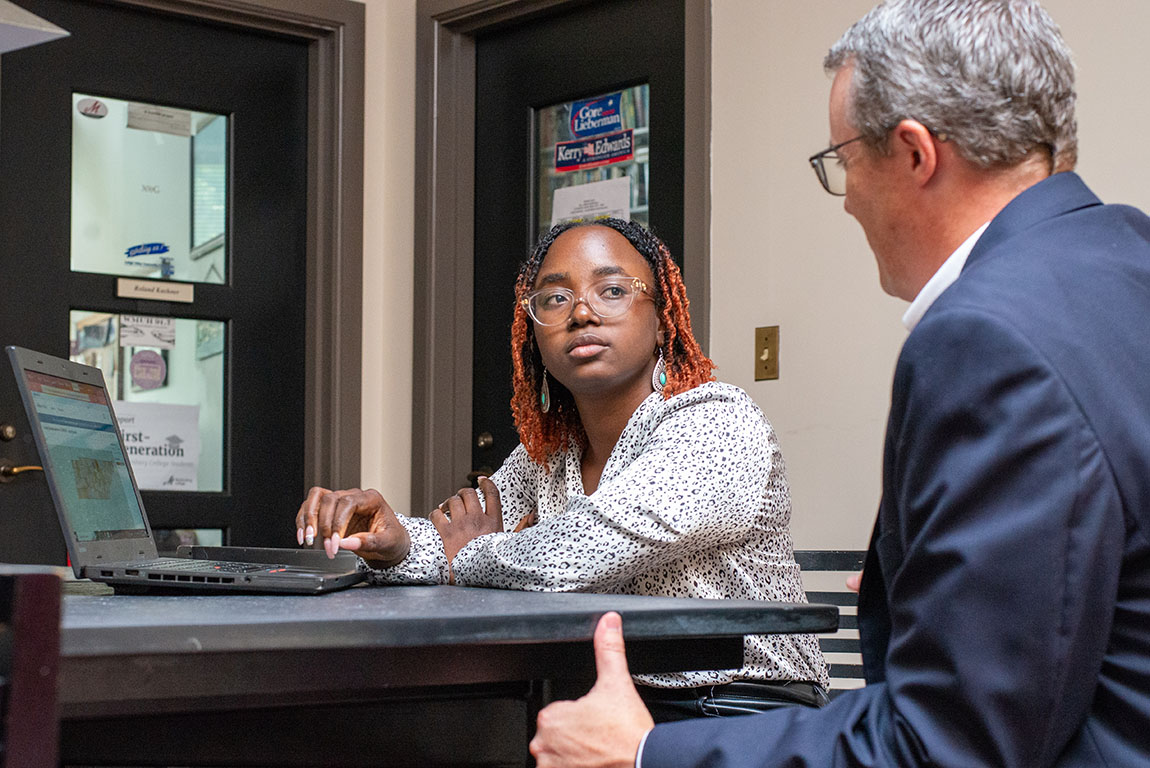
[71, 94, 227, 284]
[69, 311, 225, 492]
[535, 84, 649, 238]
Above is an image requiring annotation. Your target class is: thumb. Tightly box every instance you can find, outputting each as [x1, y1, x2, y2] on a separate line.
[345, 530, 391, 553]
[591, 612, 633, 690]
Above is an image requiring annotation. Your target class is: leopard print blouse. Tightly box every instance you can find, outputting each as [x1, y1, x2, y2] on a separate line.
[361, 381, 828, 688]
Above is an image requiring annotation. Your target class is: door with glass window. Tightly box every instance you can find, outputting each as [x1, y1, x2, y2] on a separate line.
[471, 0, 688, 479]
[0, 0, 308, 550]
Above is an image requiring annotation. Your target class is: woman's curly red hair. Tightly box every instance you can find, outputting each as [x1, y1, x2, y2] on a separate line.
[510, 218, 715, 466]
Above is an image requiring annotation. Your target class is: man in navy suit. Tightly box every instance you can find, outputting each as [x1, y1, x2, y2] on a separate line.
[530, 1, 1150, 765]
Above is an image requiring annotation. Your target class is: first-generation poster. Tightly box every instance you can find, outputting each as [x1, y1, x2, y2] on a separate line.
[113, 401, 200, 490]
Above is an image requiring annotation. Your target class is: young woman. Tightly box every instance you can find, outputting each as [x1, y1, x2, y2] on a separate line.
[296, 219, 827, 716]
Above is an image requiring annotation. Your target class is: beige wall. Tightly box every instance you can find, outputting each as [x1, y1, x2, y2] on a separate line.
[359, 0, 416, 509]
[711, 0, 895, 551]
[709, 0, 1150, 550]
[359, 0, 1150, 534]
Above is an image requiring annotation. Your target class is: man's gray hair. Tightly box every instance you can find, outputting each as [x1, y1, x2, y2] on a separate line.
[826, 0, 1077, 171]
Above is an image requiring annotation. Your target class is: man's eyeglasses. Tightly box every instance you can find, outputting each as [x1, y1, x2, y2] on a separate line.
[808, 135, 863, 196]
[522, 276, 651, 326]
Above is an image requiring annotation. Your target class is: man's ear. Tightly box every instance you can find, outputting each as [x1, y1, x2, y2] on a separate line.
[891, 119, 939, 188]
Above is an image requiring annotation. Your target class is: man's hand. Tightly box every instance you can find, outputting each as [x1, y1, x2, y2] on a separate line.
[431, 477, 504, 580]
[295, 486, 410, 566]
[530, 612, 655, 768]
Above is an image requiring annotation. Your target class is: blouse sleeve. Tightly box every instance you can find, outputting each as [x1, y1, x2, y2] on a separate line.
[358, 514, 449, 585]
[487, 443, 540, 531]
[449, 386, 776, 591]
[357, 444, 540, 585]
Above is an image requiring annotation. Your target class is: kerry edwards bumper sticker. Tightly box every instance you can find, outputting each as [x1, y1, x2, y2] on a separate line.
[555, 129, 634, 172]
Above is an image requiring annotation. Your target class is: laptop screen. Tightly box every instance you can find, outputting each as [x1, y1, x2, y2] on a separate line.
[24, 370, 149, 542]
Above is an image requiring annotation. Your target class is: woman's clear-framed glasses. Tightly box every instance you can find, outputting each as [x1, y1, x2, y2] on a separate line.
[808, 135, 862, 196]
[522, 276, 651, 326]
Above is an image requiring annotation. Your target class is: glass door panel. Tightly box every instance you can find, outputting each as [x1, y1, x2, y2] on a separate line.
[71, 93, 227, 284]
[535, 83, 649, 238]
[69, 310, 225, 492]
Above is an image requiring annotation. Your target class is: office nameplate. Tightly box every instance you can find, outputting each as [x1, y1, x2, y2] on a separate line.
[116, 278, 194, 303]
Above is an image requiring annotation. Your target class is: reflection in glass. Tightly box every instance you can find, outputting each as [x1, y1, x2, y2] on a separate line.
[535, 84, 650, 239]
[154, 528, 224, 555]
[192, 115, 226, 282]
[69, 310, 225, 492]
[71, 94, 227, 284]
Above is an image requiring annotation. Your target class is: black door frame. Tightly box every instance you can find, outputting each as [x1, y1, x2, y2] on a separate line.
[412, 0, 711, 510]
[1, 0, 365, 490]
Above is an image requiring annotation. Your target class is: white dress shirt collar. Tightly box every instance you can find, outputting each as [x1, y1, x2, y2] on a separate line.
[901, 222, 990, 331]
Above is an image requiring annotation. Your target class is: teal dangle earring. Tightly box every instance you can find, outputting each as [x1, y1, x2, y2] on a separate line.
[540, 368, 551, 413]
[652, 349, 667, 393]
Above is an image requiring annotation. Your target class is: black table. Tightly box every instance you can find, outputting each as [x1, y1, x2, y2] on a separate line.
[59, 583, 837, 767]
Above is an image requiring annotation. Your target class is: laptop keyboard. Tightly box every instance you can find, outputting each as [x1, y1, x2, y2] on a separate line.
[133, 558, 279, 573]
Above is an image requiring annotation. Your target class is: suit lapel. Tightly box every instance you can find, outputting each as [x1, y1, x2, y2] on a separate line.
[857, 517, 892, 683]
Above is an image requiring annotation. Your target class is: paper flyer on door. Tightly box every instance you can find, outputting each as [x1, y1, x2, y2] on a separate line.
[113, 401, 200, 491]
[551, 176, 632, 227]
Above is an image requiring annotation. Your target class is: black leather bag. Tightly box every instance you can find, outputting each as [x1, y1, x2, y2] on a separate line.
[638, 680, 830, 722]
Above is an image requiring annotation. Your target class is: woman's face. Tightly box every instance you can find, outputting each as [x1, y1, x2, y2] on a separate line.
[531, 226, 663, 402]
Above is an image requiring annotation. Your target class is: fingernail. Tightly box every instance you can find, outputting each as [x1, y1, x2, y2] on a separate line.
[304, 526, 315, 546]
[331, 532, 342, 553]
[603, 612, 622, 631]
[297, 528, 304, 546]
[478, 475, 487, 482]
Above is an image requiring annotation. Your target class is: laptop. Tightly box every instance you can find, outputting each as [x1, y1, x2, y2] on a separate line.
[6, 345, 365, 594]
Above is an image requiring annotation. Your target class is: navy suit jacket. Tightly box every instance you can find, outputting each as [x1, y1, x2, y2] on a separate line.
[643, 173, 1150, 766]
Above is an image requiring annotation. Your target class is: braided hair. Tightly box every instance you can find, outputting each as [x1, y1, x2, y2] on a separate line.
[510, 218, 715, 466]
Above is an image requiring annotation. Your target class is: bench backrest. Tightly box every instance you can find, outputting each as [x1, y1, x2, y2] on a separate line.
[795, 550, 865, 699]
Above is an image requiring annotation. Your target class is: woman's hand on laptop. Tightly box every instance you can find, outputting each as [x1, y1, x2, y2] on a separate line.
[296, 487, 410, 566]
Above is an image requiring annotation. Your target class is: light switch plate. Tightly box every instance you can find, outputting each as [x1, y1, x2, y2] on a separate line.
[755, 326, 779, 381]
